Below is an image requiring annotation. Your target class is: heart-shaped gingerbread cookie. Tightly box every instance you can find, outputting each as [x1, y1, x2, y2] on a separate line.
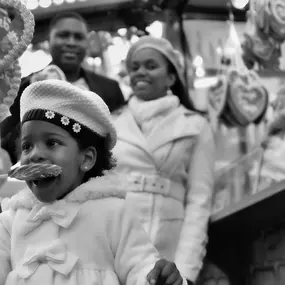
[268, 0, 285, 40]
[0, 0, 34, 72]
[0, 59, 21, 122]
[208, 75, 227, 116]
[0, 0, 34, 122]
[227, 68, 268, 123]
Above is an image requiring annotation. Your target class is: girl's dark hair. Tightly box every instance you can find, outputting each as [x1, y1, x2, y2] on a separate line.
[76, 133, 116, 182]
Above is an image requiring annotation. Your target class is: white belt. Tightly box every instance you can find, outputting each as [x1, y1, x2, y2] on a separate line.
[126, 172, 185, 202]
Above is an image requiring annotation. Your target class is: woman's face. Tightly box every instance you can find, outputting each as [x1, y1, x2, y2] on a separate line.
[129, 48, 175, 101]
[20, 121, 93, 203]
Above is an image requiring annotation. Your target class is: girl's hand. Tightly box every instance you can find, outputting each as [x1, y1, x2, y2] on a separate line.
[147, 259, 184, 285]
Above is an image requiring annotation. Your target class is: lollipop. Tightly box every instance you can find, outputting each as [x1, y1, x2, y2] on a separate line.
[8, 164, 62, 181]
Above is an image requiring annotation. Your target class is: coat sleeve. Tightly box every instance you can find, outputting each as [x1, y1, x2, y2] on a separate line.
[175, 119, 215, 282]
[0, 209, 13, 283]
[110, 81, 126, 113]
[111, 199, 159, 285]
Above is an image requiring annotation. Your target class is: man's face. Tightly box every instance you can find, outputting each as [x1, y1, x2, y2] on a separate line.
[49, 17, 88, 72]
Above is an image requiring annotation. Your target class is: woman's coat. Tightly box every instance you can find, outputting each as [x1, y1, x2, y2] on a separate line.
[112, 105, 215, 282]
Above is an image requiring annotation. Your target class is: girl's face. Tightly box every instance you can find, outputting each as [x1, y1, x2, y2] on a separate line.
[129, 48, 175, 101]
[20, 120, 95, 203]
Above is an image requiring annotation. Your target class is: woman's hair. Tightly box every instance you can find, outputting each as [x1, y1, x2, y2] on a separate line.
[165, 59, 197, 112]
[76, 134, 116, 182]
[121, 56, 203, 115]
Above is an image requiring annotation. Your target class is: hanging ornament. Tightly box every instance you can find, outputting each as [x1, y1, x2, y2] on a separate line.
[218, 7, 269, 128]
[242, 1, 282, 69]
[266, 0, 285, 42]
[241, 0, 285, 69]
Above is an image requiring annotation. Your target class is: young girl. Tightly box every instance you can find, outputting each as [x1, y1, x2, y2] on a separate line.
[0, 79, 186, 285]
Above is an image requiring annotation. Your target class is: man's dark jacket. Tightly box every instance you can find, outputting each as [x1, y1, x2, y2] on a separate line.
[1, 67, 126, 164]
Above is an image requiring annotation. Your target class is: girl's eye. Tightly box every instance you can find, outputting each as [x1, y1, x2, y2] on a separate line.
[21, 142, 32, 153]
[46, 139, 60, 147]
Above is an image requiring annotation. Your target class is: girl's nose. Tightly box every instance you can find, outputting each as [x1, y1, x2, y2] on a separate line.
[29, 146, 47, 163]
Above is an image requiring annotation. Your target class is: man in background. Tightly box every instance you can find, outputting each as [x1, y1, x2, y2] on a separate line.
[1, 11, 125, 164]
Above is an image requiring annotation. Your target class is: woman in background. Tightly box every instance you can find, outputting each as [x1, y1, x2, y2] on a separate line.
[112, 36, 215, 285]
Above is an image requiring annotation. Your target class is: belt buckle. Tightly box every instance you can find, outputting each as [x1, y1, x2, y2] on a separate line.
[132, 174, 146, 192]
[156, 177, 170, 195]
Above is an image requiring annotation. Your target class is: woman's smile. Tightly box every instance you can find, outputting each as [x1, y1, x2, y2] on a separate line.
[135, 81, 150, 88]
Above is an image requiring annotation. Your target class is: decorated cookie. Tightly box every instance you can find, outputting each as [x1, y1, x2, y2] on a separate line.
[208, 75, 228, 116]
[0, 0, 34, 122]
[0, 59, 21, 122]
[227, 68, 268, 124]
[243, 30, 276, 61]
[0, 0, 34, 72]
[268, 0, 285, 41]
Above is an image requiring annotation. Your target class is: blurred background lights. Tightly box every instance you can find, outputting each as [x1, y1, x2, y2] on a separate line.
[231, 0, 249, 10]
[118, 28, 127, 37]
[53, 0, 64, 4]
[195, 67, 205, 78]
[39, 0, 52, 8]
[26, 0, 38, 10]
[193, 55, 203, 67]
[25, 0, 87, 9]
[146, 21, 163, 38]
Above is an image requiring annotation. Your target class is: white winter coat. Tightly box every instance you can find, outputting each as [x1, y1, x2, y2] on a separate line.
[0, 175, 169, 285]
[112, 105, 215, 282]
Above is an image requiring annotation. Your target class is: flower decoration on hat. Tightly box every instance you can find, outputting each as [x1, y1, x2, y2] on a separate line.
[45, 110, 55, 120]
[61, 116, 70, 126]
[72, 123, 81, 133]
[0, 0, 34, 123]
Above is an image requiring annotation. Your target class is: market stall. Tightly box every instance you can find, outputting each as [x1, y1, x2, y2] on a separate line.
[1, 0, 285, 284]
[185, 0, 285, 284]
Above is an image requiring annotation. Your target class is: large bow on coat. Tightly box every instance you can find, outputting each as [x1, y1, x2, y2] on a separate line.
[16, 239, 78, 279]
[23, 201, 80, 234]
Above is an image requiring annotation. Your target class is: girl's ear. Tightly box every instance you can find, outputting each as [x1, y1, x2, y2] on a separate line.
[167, 73, 176, 88]
[80, 146, 97, 172]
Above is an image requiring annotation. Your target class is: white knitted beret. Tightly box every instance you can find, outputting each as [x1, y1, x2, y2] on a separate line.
[20, 79, 117, 149]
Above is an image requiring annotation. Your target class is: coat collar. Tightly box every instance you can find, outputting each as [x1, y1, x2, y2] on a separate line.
[115, 107, 152, 155]
[114, 105, 204, 152]
[1, 172, 126, 212]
